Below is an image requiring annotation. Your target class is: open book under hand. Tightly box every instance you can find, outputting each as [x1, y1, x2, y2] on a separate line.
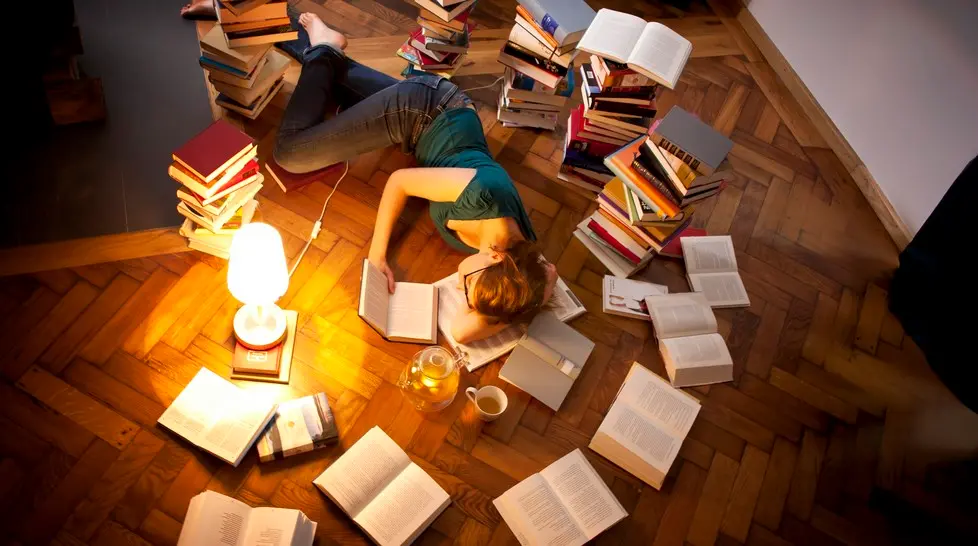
[589, 363, 700, 489]
[313, 427, 451, 546]
[433, 274, 586, 372]
[576, 9, 692, 89]
[681, 235, 750, 308]
[177, 490, 316, 546]
[494, 449, 627, 546]
[499, 312, 595, 411]
[358, 259, 438, 344]
[646, 292, 733, 387]
[158, 367, 277, 466]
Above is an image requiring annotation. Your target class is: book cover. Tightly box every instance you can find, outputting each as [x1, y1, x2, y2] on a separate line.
[652, 107, 734, 172]
[588, 219, 642, 264]
[172, 120, 255, 182]
[658, 226, 705, 258]
[256, 393, 338, 462]
[232, 342, 281, 375]
[605, 137, 682, 219]
[518, 0, 596, 46]
[199, 24, 271, 72]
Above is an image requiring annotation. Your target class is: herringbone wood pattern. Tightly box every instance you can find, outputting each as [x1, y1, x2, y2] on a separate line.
[1, 1, 976, 545]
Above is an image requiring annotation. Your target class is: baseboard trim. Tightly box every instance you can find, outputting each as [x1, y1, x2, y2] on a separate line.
[0, 228, 190, 276]
[734, 6, 913, 250]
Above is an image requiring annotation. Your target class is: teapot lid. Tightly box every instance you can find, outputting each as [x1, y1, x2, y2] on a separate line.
[413, 346, 458, 380]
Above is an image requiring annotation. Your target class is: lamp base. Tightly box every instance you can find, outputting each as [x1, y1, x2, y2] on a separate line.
[233, 304, 287, 350]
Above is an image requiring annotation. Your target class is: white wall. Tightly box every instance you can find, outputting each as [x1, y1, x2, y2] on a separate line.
[747, 0, 978, 234]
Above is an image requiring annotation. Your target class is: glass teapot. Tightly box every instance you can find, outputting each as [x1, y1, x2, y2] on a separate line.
[397, 346, 465, 412]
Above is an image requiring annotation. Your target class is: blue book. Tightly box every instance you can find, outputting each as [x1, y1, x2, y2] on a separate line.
[199, 56, 248, 78]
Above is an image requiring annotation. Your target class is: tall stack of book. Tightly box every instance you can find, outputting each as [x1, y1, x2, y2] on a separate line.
[171, 120, 264, 259]
[398, 1, 477, 78]
[216, 1, 297, 47]
[495, 0, 595, 130]
[200, 1, 294, 119]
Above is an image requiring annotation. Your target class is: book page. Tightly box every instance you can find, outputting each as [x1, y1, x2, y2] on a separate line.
[542, 450, 626, 540]
[354, 463, 450, 546]
[313, 427, 411, 518]
[177, 491, 251, 546]
[689, 272, 750, 308]
[645, 293, 718, 339]
[524, 313, 594, 374]
[681, 236, 738, 274]
[660, 333, 732, 369]
[494, 474, 586, 546]
[627, 23, 692, 88]
[598, 402, 682, 471]
[159, 368, 273, 464]
[603, 276, 668, 319]
[241, 507, 300, 546]
[387, 282, 435, 341]
[576, 9, 647, 64]
[359, 260, 390, 335]
[617, 366, 699, 436]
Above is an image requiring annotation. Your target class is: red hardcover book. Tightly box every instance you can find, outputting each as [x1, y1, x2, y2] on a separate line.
[266, 159, 347, 193]
[568, 105, 620, 157]
[587, 219, 641, 264]
[173, 120, 255, 182]
[192, 159, 260, 199]
[233, 341, 282, 375]
[407, 29, 461, 68]
[658, 226, 706, 258]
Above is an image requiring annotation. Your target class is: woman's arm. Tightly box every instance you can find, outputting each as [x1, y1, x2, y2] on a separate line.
[451, 304, 510, 344]
[368, 167, 476, 291]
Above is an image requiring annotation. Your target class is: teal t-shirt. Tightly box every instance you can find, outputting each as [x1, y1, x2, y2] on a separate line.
[415, 108, 536, 254]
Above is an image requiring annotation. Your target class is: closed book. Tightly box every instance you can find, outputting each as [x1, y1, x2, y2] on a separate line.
[425, 25, 470, 54]
[211, 49, 290, 107]
[199, 55, 250, 78]
[414, 0, 476, 23]
[199, 24, 271, 73]
[220, 0, 274, 18]
[584, 108, 653, 134]
[507, 23, 576, 68]
[206, 55, 268, 89]
[632, 157, 681, 206]
[225, 24, 299, 48]
[588, 218, 643, 264]
[658, 226, 706, 258]
[515, 6, 558, 49]
[497, 43, 566, 88]
[169, 154, 259, 202]
[217, 0, 286, 23]
[557, 167, 605, 194]
[215, 78, 285, 119]
[605, 137, 682, 219]
[410, 28, 451, 62]
[651, 107, 733, 175]
[172, 119, 255, 183]
[518, 0, 596, 47]
[232, 342, 282, 375]
[256, 393, 338, 462]
[567, 105, 621, 156]
[418, 5, 471, 31]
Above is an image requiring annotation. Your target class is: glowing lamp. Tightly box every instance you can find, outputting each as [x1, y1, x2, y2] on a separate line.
[228, 223, 289, 349]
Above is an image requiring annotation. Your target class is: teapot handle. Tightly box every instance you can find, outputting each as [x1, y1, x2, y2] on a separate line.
[465, 387, 478, 403]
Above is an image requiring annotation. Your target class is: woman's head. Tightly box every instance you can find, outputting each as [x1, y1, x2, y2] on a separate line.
[456, 241, 557, 323]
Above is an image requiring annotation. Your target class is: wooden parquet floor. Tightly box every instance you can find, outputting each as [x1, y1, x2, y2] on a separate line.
[2, 1, 977, 545]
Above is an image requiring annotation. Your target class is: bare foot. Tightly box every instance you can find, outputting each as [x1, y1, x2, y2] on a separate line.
[298, 12, 348, 51]
[180, 0, 215, 19]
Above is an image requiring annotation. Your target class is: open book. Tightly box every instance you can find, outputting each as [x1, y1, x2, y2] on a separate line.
[646, 293, 733, 387]
[602, 275, 669, 319]
[313, 427, 451, 546]
[499, 313, 595, 410]
[589, 363, 700, 489]
[433, 274, 586, 372]
[158, 368, 277, 466]
[576, 9, 692, 89]
[359, 260, 438, 344]
[177, 490, 316, 546]
[493, 449, 627, 546]
[681, 235, 750, 308]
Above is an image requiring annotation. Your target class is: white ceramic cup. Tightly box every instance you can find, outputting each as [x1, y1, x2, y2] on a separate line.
[465, 386, 508, 421]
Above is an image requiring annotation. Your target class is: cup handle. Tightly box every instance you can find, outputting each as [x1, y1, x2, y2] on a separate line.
[465, 387, 478, 404]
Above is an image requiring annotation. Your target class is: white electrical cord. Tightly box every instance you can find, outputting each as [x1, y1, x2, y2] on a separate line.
[460, 76, 505, 93]
[287, 159, 349, 277]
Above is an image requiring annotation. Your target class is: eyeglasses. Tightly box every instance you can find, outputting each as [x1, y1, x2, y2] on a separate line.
[462, 264, 493, 309]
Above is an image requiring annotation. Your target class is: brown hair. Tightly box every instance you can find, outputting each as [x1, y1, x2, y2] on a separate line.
[469, 241, 551, 324]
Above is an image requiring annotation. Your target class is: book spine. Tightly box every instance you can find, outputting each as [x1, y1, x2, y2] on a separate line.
[610, 156, 680, 219]
[650, 135, 713, 176]
[631, 158, 682, 206]
[587, 220, 641, 264]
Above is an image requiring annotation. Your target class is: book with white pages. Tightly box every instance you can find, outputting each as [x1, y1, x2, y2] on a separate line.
[602, 275, 669, 319]
[358, 259, 438, 344]
[499, 312, 595, 410]
[493, 449, 627, 546]
[589, 363, 700, 489]
[680, 235, 750, 308]
[157, 367, 277, 467]
[177, 490, 316, 546]
[645, 292, 733, 387]
[313, 427, 451, 546]
[433, 274, 586, 372]
[576, 9, 692, 89]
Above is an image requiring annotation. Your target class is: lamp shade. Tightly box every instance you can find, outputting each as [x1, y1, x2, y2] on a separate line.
[227, 223, 289, 305]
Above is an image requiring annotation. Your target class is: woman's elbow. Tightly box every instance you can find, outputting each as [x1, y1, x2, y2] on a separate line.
[452, 324, 477, 345]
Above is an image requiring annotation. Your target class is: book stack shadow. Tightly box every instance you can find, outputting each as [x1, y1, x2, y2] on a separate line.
[200, 0, 297, 119]
[397, 0, 477, 78]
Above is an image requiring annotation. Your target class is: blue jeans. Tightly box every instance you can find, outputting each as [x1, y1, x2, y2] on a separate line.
[273, 44, 472, 173]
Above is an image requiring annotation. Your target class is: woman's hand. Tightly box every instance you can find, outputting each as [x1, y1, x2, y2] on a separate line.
[368, 251, 396, 293]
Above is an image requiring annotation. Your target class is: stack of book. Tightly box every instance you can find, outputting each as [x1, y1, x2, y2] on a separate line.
[648, 107, 735, 206]
[170, 120, 264, 259]
[199, 22, 291, 119]
[557, 104, 617, 194]
[575, 9, 693, 139]
[495, 0, 595, 130]
[216, 0, 297, 48]
[398, 1, 477, 78]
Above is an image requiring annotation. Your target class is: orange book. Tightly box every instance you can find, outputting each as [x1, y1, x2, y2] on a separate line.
[608, 147, 682, 219]
[516, 6, 560, 49]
